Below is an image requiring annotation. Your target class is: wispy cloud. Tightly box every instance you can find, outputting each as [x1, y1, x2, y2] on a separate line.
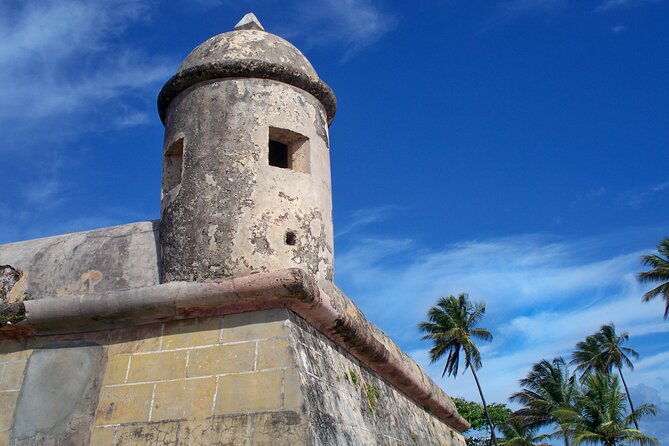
[596, 0, 663, 12]
[336, 230, 668, 437]
[269, 0, 396, 59]
[611, 24, 627, 32]
[0, 0, 173, 144]
[618, 181, 669, 207]
[336, 205, 406, 237]
[499, 0, 568, 17]
[631, 383, 669, 442]
[187, 0, 395, 59]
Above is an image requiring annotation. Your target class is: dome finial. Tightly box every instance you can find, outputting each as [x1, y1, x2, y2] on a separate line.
[235, 13, 265, 31]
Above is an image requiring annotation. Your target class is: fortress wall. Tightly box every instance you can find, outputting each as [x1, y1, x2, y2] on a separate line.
[0, 222, 160, 300]
[1, 309, 307, 445]
[288, 312, 466, 446]
[1, 307, 466, 445]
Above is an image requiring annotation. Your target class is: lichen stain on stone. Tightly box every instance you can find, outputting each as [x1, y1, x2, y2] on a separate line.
[0, 264, 28, 303]
[55, 270, 103, 297]
[278, 191, 297, 202]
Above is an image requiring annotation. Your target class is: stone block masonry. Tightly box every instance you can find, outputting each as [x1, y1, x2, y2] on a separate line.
[1, 304, 466, 445]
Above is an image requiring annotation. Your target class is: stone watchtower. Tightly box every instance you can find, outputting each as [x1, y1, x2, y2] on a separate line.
[0, 14, 468, 445]
[158, 14, 336, 287]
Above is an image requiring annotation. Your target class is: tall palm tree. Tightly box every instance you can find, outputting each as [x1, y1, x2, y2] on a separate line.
[571, 324, 639, 431]
[509, 357, 577, 446]
[637, 236, 669, 319]
[556, 372, 657, 446]
[418, 293, 497, 446]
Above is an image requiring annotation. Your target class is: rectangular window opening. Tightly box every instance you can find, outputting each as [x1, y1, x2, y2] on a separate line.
[269, 140, 289, 169]
[268, 127, 310, 173]
[163, 137, 184, 197]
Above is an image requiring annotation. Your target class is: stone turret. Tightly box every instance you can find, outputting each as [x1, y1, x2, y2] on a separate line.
[157, 13, 337, 287]
[0, 14, 469, 445]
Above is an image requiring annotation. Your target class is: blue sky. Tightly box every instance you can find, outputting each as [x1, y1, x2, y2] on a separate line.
[1, 0, 668, 442]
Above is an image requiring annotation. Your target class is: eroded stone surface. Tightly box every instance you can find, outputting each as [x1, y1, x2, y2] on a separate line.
[160, 79, 333, 287]
[11, 343, 106, 446]
[287, 312, 466, 446]
[0, 221, 160, 299]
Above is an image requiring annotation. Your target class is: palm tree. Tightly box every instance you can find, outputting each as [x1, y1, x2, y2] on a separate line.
[571, 324, 639, 431]
[509, 357, 577, 446]
[556, 372, 657, 446]
[637, 237, 669, 319]
[498, 418, 542, 446]
[418, 293, 497, 445]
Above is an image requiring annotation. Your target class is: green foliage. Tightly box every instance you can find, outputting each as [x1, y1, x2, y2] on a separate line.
[454, 397, 511, 433]
[347, 370, 359, 385]
[571, 324, 638, 377]
[497, 418, 542, 446]
[509, 357, 577, 445]
[418, 293, 492, 377]
[419, 293, 498, 445]
[365, 383, 379, 416]
[637, 236, 669, 319]
[556, 372, 658, 446]
[571, 324, 641, 431]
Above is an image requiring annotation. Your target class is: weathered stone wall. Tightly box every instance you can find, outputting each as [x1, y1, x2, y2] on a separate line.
[160, 77, 334, 287]
[289, 312, 466, 446]
[0, 222, 160, 300]
[1, 308, 465, 445]
[1, 309, 306, 445]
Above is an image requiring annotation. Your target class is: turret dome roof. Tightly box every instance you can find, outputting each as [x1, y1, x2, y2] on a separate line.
[157, 13, 336, 125]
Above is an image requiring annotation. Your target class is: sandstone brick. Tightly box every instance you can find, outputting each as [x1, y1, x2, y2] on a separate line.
[162, 317, 222, 350]
[215, 370, 282, 414]
[222, 309, 288, 343]
[126, 351, 186, 383]
[0, 391, 19, 431]
[95, 384, 153, 425]
[108, 323, 162, 355]
[89, 427, 115, 445]
[0, 339, 30, 363]
[188, 343, 255, 377]
[283, 368, 303, 410]
[114, 422, 178, 445]
[0, 431, 8, 446]
[0, 361, 25, 391]
[179, 415, 250, 444]
[102, 354, 130, 386]
[257, 337, 292, 370]
[251, 411, 307, 446]
[151, 377, 216, 421]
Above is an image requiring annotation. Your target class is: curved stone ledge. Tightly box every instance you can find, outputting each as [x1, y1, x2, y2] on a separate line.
[158, 60, 337, 125]
[0, 268, 468, 432]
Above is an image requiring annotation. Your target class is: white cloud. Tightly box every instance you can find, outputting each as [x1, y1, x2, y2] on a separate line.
[269, 0, 396, 59]
[500, 0, 568, 17]
[336, 229, 669, 438]
[631, 383, 669, 442]
[611, 24, 627, 32]
[183, 0, 395, 59]
[618, 181, 669, 207]
[336, 205, 406, 237]
[597, 0, 663, 12]
[0, 0, 173, 141]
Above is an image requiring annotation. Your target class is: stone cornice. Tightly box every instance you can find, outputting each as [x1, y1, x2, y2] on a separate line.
[157, 60, 337, 125]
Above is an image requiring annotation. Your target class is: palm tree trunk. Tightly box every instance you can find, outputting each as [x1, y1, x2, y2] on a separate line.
[617, 366, 639, 430]
[618, 365, 642, 446]
[562, 428, 570, 446]
[469, 367, 498, 446]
